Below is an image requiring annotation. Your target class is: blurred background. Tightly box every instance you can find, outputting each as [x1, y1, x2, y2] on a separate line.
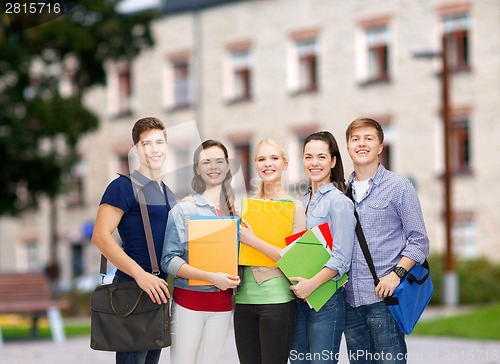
[1, 0, 500, 336]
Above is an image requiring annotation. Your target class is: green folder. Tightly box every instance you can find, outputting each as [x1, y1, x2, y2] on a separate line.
[297, 229, 322, 244]
[277, 239, 348, 312]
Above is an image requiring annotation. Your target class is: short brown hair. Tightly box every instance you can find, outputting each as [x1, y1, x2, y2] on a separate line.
[132, 117, 166, 145]
[345, 117, 384, 144]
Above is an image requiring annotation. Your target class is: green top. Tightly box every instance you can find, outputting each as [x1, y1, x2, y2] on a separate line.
[235, 266, 294, 304]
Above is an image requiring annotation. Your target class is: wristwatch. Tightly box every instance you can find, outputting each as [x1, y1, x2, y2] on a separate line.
[392, 266, 408, 279]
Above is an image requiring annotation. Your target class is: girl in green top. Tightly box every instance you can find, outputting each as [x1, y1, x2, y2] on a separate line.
[236, 138, 306, 364]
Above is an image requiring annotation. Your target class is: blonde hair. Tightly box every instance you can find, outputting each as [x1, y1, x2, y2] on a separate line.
[253, 138, 288, 199]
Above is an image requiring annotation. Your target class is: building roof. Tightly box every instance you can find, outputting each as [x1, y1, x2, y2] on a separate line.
[162, 0, 251, 14]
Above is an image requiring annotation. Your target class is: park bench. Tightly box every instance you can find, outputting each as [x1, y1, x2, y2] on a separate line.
[0, 271, 69, 345]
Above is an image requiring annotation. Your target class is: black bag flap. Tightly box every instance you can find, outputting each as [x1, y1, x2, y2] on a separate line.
[91, 280, 164, 316]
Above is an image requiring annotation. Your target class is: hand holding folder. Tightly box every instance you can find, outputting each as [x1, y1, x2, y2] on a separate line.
[187, 216, 239, 286]
[238, 198, 294, 267]
[277, 224, 347, 312]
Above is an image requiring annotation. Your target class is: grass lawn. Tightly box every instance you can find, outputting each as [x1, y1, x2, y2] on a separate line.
[1, 319, 90, 341]
[413, 303, 500, 340]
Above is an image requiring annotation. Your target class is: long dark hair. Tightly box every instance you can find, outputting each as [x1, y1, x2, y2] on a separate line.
[303, 131, 347, 192]
[192, 139, 236, 216]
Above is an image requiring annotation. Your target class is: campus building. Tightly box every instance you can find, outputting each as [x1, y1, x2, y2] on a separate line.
[1, 0, 499, 289]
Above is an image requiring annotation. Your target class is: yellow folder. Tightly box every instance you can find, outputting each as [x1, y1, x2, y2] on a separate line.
[238, 198, 294, 267]
[187, 216, 239, 286]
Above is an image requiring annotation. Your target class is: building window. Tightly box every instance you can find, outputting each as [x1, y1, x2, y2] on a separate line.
[118, 153, 130, 175]
[379, 121, 393, 171]
[117, 67, 132, 114]
[232, 50, 252, 101]
[71, 243, 84, 278]
[172, 60, 191, 109]
[65, 158, 86, 207]
[234, 142, 251, 192]
[290, 133, 310, 196]
[357, 16, 391, 85]
[366, 26, 390, 82]
[296, 38, 318, 92]
[25, 242, 41, 270]
[174, 148, 192, 197]
[453, 214, 476, 258]
[224, 41, 252, 103]
[166, 50, 192, 111]
[443, 14, 470, 71]
[287, 29, 320, 95]
[379, 144, 392, 171]
[287, 124, 320, 197]
[108, 61, 133, 118]
[450, 116, 471, 174]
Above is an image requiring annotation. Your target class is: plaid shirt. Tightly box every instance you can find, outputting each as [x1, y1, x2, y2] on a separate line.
[345, 164, 430, 308]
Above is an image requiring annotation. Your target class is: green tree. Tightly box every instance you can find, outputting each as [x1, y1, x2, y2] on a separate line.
[0, 0, 160, 280]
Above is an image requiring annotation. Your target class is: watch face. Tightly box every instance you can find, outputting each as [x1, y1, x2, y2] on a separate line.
[393, 266, 406, 278]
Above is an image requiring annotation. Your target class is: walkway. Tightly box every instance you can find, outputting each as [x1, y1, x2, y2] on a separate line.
[1, 307, 499, 363]
[2, 328, 500, 364]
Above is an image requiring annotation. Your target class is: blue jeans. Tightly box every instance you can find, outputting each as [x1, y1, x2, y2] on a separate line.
[116, 350, 161, 364]
[344, 301, 407, 364]
[112, 275, 163, 364]
[289, 288, 345, 364]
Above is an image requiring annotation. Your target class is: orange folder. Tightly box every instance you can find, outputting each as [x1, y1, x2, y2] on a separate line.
[187, 216, 239, 286]
[238, 198, 294, 267]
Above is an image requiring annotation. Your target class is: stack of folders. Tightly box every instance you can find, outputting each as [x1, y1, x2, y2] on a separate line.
[187, 216, 240, 286]
[277, 223, 348, 312]
[238, 198, 294, 268]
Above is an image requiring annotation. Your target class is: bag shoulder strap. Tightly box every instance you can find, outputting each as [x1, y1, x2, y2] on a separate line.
[347, 185, 379, 286]
[353, 209, 380, 286]
[99, 173, 159, 279]
[348, 186, 430, 290]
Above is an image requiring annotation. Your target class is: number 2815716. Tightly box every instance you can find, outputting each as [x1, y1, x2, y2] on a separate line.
[5, 2, 62, 14]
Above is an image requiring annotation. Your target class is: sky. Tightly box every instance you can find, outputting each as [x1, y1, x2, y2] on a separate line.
[116, 0, 162, 13]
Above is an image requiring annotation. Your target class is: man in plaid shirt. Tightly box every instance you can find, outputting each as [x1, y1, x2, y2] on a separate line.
[344, 118, 430, 364]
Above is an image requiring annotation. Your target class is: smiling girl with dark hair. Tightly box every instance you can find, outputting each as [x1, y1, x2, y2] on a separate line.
[161, 139, 240, 364]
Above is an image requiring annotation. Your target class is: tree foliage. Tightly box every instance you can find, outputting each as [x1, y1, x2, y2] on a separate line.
[0, 0, 159, 214]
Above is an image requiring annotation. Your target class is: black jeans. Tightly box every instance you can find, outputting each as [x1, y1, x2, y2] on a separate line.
[234, 301, 296, 364]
